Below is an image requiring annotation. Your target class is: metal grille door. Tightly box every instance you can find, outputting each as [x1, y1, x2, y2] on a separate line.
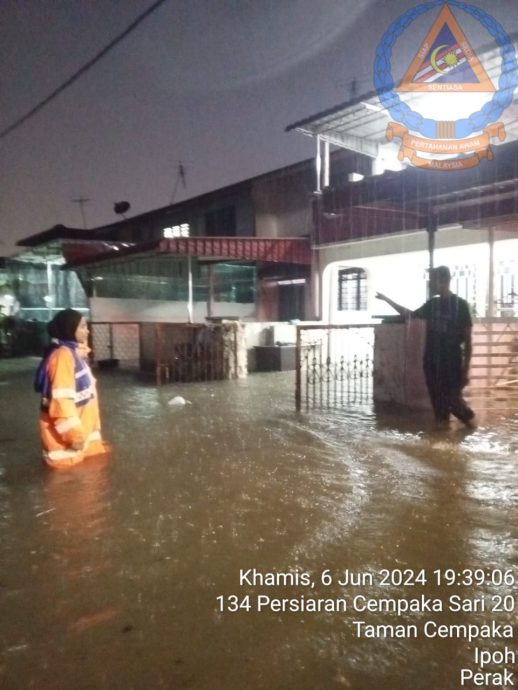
[295, 324, 374, 411]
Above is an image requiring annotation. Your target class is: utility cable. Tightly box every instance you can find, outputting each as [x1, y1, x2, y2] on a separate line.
[0, 0, 169, 141]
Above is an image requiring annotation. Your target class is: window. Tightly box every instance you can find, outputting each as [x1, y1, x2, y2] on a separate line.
[451, 264, 476, 305]
[198, 263, 255, 303]
[338, 267, 367, 311]
[204, 206, 236, 236]
[497, 260, 517, 315]
[163, 223, 190, 238]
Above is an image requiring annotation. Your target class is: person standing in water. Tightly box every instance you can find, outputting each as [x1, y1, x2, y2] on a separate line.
[35, 309, 110, 468]
[376, 266, 476, 428]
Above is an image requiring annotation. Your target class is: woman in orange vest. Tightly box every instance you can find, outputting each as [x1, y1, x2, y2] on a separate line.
[35, 309, 110, 469]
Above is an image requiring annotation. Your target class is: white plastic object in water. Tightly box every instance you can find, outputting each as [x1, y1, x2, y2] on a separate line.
[168, 395, 188, 406]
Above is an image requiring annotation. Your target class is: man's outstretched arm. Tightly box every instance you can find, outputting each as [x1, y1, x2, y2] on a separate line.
[375, 292, 412, 319]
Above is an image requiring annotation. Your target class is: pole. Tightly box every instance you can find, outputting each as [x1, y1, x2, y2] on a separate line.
[46, 260, 53, 320]
[295, 325, 301, 412]
[315, 135, 322, 194]
[187, 255, 193, 324]
[311, 249, 321, 321]
[323, 139, 330, 188]
[207, 264, 214, 319]
[487, 226, 495, 317]
[427, 214, 437, 299]
[72, 197, 90, 229]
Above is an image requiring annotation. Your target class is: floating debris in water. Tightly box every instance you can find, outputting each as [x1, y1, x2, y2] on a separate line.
[168, 396, 191, 406]
[35, 508, 56, 518]
[70, 607, 119, 632]
[6, 644, 29, 653]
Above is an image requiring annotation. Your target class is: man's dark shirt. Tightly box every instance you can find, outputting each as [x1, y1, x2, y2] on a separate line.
[411, 293, 472, 382]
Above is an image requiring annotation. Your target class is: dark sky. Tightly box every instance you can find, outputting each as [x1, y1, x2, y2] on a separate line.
[2, 0, 518, 256]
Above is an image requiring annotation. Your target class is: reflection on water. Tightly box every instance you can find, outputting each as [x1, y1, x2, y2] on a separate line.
[0, 360, 517, 689]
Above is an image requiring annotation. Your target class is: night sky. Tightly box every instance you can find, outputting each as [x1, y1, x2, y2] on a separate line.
[2, 0, 518, 256]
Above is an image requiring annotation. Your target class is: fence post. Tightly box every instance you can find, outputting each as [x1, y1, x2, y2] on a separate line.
[295, 326, 301, 412]
[138, 323, 143, 370]
[155, 323, 161, 386]
[233, 323, 239, 379]
[108, 324, 114, 360]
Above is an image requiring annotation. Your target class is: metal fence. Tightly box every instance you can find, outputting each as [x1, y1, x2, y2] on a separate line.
[89, 321, 244, 385]
[469, 319, 518, 390]
[295, 324, 374, 411]
[90, 322, 141, 368]
[293, 319, 518, 412]
[152, 322, 244, 385]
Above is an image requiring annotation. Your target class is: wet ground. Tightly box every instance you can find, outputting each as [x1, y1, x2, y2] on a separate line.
[0, 358, 517, 690]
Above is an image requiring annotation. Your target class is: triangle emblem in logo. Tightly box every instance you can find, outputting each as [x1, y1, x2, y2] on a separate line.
[397, 4, 495, 93]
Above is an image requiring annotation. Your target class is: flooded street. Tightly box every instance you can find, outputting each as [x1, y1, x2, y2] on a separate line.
[1, 358, 517, 690]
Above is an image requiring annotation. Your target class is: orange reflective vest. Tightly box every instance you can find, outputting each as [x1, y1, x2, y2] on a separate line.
[38, 346, 108, 469]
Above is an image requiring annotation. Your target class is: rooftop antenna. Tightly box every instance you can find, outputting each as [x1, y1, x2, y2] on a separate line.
[170, 161, 187, 205]
[72, 197, 90, 229]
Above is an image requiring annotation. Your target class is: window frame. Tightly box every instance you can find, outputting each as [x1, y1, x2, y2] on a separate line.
[337, 267, 367, 312]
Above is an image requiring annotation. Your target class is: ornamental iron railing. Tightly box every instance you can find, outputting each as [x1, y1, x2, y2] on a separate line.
[295, 324, 374, 411]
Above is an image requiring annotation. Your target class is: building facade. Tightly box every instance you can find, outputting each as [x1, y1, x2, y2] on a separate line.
[15, 153, 363, 326]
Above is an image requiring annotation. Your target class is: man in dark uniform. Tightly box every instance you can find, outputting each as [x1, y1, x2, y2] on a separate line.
[376, 266, 475, 428]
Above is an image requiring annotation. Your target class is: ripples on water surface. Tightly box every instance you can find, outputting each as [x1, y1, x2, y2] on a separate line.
[0, 359, 517, 689]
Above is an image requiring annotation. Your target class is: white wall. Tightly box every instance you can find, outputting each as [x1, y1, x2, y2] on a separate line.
[89, 297, 255, 323]
[320, 233, 518, 323]
[243, 322, 298, 348]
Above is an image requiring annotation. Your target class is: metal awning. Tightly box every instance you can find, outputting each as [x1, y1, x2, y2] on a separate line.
[286, 33, 518, 160]
[64, 236, 312, 269]
[285, 26, 518, 245]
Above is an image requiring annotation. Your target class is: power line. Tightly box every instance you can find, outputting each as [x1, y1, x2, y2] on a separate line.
[0, 0, 169, 142]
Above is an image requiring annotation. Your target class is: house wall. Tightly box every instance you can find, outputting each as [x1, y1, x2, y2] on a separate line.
[89, 297, 255, 323]
[252, 149, 369, 241]
[108, 188, 255, 243]
[318, 228, 518, 323]
[252, 167, 313, 239]
[373, 321, 430, 408]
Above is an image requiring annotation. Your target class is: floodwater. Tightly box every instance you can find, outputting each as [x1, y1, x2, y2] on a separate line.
[0, 358, 517, 690]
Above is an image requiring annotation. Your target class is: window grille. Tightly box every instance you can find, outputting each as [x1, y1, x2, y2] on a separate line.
[497, 260, 517, 313]
[338, 267, 367, 311]
[451, 264, 476, 305]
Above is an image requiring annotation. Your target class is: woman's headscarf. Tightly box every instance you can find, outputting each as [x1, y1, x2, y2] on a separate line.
[47, 308, 83, 342]
[35, 309, 85, 397]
